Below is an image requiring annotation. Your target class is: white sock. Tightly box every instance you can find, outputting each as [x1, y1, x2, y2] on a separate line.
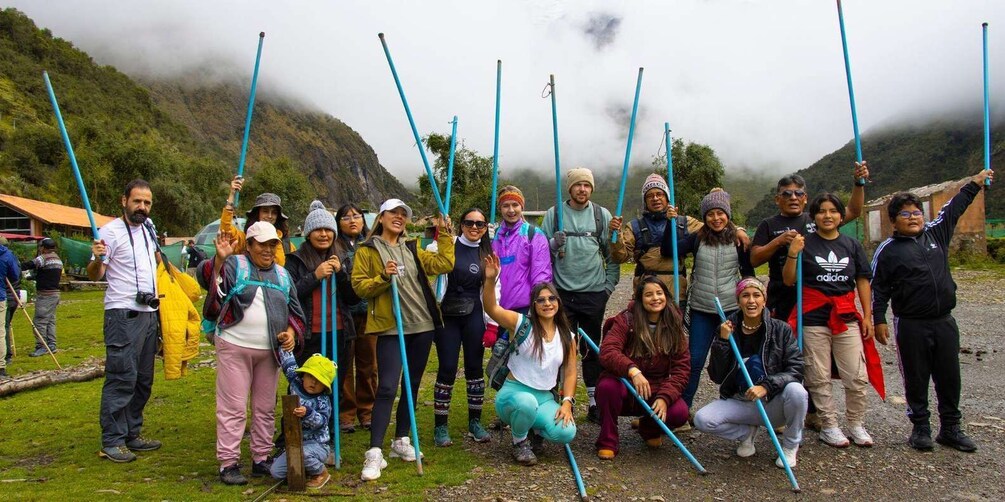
[587, 387, 596, 407]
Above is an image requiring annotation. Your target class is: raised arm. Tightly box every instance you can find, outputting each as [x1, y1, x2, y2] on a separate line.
[843, 161, 869, 224]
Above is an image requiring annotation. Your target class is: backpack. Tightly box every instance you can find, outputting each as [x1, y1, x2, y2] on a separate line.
[191, 246, 209, 262]
[485, 316, 534, 390]
[200, 254, 292, 344]
[554, 203, 608, 259]
[631, 215, 688, 276]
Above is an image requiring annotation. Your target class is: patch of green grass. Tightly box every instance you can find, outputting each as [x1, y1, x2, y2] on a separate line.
[0, 291, 507, 500]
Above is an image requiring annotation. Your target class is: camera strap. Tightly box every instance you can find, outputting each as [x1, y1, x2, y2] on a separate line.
[124, 217, 157, 295]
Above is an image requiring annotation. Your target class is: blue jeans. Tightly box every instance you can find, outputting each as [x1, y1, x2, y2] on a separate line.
[682, 309, 737, 407]
[271, 441, 330, 478]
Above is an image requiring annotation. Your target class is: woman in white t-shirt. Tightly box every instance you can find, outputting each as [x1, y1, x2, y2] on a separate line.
[482, 254, 577, 466]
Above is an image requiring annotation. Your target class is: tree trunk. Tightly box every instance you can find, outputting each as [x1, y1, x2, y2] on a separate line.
[0, 362, 104, 397]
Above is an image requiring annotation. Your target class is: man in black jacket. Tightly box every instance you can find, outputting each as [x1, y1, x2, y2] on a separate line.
[871, 169, 994, 453]
[21, 238, 63, 356]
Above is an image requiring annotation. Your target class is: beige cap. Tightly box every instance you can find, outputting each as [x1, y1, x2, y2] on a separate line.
[245, 221, 280, 243]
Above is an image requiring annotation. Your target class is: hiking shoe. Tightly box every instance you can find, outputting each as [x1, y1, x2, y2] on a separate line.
[434, 424, 453, 447]
[361, 422, 372, 431]
[849, 425, 874, 447]
[587, 405, 600, 424]
[819, 427, 850, 448]
[597, 448, 616, 460]
[804, 412, 822, 432]
[645, 436, 663, 449]
[512, 438, 538, 465]
[340, 423, 357, 434]
[389, 437, 423, 461]
[29, 348, 48, 357]
[736, 426, 758, 457]
[360, 448, 387, 481]
[306, 470, 330, 490]
[468, 419, 491, 443]
[219, 465, 247, 485]
[528, 429, 545, 455]
[908, 424, 935, 451]
[673, 422, 693, 433]
[630, 418, 640, 430]
[0, 368, 10, 381]
[775, 445, 799, 469]
[99, 445, 136, 463]
[125, 436, 162, 452]
[936, 424, 977, 452]
[251, 457, 273, 477]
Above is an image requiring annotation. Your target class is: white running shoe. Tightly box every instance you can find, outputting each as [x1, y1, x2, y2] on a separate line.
[775, 445, 799, 469]
[736, 426, 758, 458]
[389, 437, 424, 462]
[360, 447, 387, 481]
[848, 425, 874, 447]
[819, 427, 850, 448]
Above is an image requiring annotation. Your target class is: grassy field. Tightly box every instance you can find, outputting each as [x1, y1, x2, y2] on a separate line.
[0, 290, 533, 501]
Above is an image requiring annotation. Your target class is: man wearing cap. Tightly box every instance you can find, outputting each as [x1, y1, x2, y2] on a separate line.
[541, 167, 619, 423]
[88, 179, 163, 463]
[221, 176, 296, 266]
[20, 238, 63, 357]
[485, 185, 552, 346]
[0, 236, 20, 381]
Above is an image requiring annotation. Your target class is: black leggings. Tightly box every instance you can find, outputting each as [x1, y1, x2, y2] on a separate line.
[435, 310, 485, 383]
[370, 330, 434, 448]
[558, 289, 607, 388]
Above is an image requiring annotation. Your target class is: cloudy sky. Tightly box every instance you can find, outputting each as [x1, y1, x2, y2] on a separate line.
[10, 0, 1005, 183]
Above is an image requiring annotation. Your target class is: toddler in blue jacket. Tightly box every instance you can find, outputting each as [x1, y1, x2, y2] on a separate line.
[271, 351, 335, 489]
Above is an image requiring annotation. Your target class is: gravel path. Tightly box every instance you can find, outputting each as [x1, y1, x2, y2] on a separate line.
[435, 269, 1005, 501]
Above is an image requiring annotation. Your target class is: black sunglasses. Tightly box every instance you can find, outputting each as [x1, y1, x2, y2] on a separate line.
[462, 220, 487, 229]
[779, 189, 806, 198]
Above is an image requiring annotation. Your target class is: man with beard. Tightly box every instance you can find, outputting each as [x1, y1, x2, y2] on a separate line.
[88, 179, 163, 463]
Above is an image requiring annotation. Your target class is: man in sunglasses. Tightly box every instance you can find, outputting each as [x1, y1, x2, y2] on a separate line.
[871, 169, 992, 453]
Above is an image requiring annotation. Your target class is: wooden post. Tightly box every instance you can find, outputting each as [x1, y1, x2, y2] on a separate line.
[282, 395, 306, 491]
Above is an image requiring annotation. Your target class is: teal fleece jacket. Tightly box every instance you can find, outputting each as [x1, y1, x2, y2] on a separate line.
[540, 201, 619, 294]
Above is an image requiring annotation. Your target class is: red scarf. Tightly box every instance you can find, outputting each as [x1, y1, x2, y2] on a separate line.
[788, 287, 885, 400]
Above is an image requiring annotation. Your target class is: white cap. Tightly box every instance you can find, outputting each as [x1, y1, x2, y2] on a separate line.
[378, 198, 413, 219]
[245, 221, 280, 243]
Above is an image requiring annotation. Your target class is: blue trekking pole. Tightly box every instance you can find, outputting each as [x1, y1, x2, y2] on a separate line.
[983, 23, 993, 187]
[234, 32, 266, 208]
[391, 275, 424, 475]
[576, 328, 707, 474]
[547, 74, 565, 256]
[490, 60, 503, 225]
[564, 444, 588, 501]
[612, 67, 644, 244]
[835, 0, 865, 185]
[664, 123, 680, 304]
[378, 33, 447, 216]
[42, 71, 98, 240]
[434, 116, 458, 299]
[329, 276, 341, 469]
[713, 298, 800, 493]
[796, 255, 804, 350]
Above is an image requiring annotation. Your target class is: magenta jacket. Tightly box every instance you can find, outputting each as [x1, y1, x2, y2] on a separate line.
[491, 220, 552, 310]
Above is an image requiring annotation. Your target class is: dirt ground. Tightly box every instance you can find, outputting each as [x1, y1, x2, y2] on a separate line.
[435, 269, 1005, 501]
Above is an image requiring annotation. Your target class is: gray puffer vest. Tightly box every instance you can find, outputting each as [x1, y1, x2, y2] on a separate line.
[689, 242, 740, 314]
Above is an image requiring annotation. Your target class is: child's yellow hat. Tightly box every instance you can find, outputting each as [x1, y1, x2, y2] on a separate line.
[296, 354, 335, 393]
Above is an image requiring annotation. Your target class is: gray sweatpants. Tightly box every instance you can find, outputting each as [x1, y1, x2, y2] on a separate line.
[32, 293, 60, 351]
[100, 309, 160, 447]
[694, 382, 809, 449]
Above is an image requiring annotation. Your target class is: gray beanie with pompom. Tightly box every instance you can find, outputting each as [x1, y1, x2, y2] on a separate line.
[302, 200, 337, 236]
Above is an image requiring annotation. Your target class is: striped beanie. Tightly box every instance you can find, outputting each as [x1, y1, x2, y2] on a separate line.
[498, 185, 525, 209]
[641, 173, 669, 198]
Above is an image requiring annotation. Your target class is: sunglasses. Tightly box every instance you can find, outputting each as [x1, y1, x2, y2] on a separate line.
[779, 189, 807, 198]
[897, 210, 924, 219]
[534, 295, 558, 305]
[462, 220, 487, 229]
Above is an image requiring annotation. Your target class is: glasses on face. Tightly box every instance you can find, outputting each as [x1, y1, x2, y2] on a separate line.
[897, 210, 924, 219]
[645, 192, 667, 200]
[340, 214, 362, 222]
[462, 220, 487, 229]
[779, 189, 806, 199]
[534, 295, 558, 305]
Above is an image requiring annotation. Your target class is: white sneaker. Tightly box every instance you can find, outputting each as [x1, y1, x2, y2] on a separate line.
[775, 445, 799, 469]
[736, 426, 758, 458]
[848, 425, 874, 447]
[819, 427, 850, 448]
[389, 437, 424, 462]
[360, 447, 387, 481]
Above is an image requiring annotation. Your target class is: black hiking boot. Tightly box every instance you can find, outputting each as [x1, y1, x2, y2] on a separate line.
[587, 405, 600, 425]
[219, 465, 247, 485]
[512, 438, 538, 466]
[908, 424, 934, 451]
[936, 424, 977, 452]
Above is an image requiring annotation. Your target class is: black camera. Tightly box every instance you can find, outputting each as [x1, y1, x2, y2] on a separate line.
[135, 291, 160, 309]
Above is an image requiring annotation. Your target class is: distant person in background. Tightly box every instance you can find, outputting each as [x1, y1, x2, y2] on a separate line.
[21, 238, 62, 356]
[220, 175, 296, 266]
[182, 239, 206, 278]
[0, 236, 21, 381]
[1, 236, 17, 368]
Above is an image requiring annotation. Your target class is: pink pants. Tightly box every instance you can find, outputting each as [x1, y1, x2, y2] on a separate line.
[215, 337, 279, 468]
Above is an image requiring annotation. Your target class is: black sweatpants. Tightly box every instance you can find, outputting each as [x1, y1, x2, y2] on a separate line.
[895, 315, 963, 427]
[557, 289, 608, 388]
[370, 330, 434, 448]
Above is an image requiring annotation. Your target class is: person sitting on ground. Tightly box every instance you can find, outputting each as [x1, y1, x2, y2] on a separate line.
[20, 238, 62, 357]
[694, 278, 807, 468]
[595, 276, 690, 459]
[220, 175, 296, 266]
[483, 254, 577, 466]
[270, 352, 336, 490]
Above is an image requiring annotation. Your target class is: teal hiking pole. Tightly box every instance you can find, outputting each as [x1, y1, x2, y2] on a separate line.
[234, 32, 265, 208]
[835, 0, 865, 185]
[490, 60, 503, 225]
[796, 254, 804, 350]
[329, 276, 341, 469]
[564, 444, 587, 500]
[546, 74, 565, 257]
[664, 123, 680, 304]
[576, 328, 707, 474]
[612, 67, 644, 244]
[42, 71, 98, 240]
[983, 23, 993, 187]
[434, 117, 458, 298]
[391, 275, 424, 475]
[713, 298, 800, 492]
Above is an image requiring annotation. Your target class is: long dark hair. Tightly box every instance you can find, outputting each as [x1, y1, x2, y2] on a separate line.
[528, 282, 573, 365]
[246, 205, 290, 237]
[629, 276, 687, 358]
[458, 207, 493, 260]
[335, 203, 370, 244]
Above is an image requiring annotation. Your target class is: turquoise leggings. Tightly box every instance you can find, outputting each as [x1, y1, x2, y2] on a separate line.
[495, 379, 576, 444]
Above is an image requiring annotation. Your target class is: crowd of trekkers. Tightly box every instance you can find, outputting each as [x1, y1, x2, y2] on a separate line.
[59, 163, 994, 489]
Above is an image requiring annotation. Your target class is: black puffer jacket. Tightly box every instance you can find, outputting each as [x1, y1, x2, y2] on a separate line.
[707, 310, 803, 400]
[284, 251, 359, 342]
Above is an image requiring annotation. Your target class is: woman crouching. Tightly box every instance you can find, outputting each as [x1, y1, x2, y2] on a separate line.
[595, 276, 690, 459]
[483, 254, 577, 465]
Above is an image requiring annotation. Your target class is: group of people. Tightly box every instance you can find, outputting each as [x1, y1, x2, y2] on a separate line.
[84, 161, 992, 488]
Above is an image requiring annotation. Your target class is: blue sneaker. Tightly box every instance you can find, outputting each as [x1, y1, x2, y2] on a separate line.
[434, 424, 453, 447]
[467, 419, 490, 443]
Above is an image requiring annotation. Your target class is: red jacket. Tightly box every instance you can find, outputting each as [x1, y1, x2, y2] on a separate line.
[788, 287, 885, 400]
[600, 308, 690, 404]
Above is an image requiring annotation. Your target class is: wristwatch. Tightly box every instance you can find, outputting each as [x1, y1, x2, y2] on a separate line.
[562, 395, 576, 406]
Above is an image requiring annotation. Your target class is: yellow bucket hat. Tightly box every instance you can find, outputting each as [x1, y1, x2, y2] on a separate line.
[295, 354, 336, 393]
